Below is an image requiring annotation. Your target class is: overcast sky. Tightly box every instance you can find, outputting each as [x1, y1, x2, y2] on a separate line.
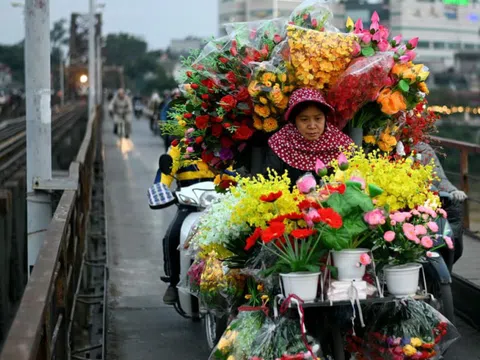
[0, 0, 219, 49]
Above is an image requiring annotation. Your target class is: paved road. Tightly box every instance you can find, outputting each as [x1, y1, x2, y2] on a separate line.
[105, 116, 210, 359]
[104, 116, 480, 359]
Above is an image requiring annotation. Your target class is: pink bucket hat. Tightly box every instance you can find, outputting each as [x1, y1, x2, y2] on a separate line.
[284, 88, 334, 122]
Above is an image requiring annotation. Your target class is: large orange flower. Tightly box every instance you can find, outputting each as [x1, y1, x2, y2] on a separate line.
[377, 88, 406, 115]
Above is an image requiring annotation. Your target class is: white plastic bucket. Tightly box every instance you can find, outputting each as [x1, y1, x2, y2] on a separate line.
[280, 272, 321, 301]
[332, 248, 369, 281]
[384, 263, 422, 298]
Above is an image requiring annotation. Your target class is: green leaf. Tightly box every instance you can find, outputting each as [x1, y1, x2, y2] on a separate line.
[368, 183, 384, 198]
[361, 47, 375, 57]
[398, 79, 410, 92]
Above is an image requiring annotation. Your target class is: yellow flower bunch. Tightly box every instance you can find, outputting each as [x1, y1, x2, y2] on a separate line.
[200, 251, 246, 295]
[230, 170, 303, 229]
[287, 25, 356, 90]
[249, 65, 295, 132]
[391, 61, 430, 94]
[329, 148, 439, 211]
[364, 125, 399, 153]
[216, 329, 238, 353]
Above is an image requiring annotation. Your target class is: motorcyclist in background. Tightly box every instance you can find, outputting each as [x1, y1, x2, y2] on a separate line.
[155, 143, 216, 304]
[414, 142, 468, 267]
[148, 92, 163, 132]
[108, 88, 133, 138]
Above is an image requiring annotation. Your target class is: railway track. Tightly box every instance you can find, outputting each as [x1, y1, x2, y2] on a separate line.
[0, 104, 87, 184]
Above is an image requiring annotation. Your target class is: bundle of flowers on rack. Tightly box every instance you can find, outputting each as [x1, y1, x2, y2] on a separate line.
[346, 299, 460, 359]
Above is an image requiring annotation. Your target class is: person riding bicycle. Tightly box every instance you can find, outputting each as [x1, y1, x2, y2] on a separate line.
[156, 143, 216, 304]
[147, 92, 163, 132]
[109, 88, 133, 138]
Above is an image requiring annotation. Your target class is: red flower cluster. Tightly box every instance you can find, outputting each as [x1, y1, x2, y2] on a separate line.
[396, 101, 439, 154]
[327, 54, 394, 129]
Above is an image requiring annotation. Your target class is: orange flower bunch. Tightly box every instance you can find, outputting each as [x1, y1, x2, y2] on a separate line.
[377, 88, 407, 115]
[248, 64, 295, 132]
[287, 25, 357, 90]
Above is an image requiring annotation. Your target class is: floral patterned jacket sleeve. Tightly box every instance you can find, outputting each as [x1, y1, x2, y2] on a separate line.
[415, 142, 457, 193]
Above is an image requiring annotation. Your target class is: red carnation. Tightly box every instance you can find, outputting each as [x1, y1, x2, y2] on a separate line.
[236, 87, 250, 102]
[261, 222, 285, 243]
[219, 57, 229, 64]
[201, 78, 216, 89]
[291, 228, 317, 239]
[212, 116, 223, 123]
[260, 191, 282, 203]
[195, 115, 210, 130]
[223, 122, 232, 129]
[273, 34, 282, 43]
[191, 83, 199, 90]
[211, 124, 223, 137]
[184, 113, 193, 119]
[186, 71, 193, 78]
[219, 95, 237, 112]
[170, 139, 179, 147]
[244, 227, 262, 251]
[225, 71, 237, 84]
[201, 102, 209, 109]
[201, 94, 210, 100]
[201, 150, 214, 164]
[195, 136, 204, 144]
[232, 125, 254, 140]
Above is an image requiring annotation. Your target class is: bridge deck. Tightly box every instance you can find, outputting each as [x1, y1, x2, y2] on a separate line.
[454, 234, 480, 287]
[104, 114, 480, 360]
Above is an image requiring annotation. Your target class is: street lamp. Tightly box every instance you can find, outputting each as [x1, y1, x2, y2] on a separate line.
[80, 74, 88, 83]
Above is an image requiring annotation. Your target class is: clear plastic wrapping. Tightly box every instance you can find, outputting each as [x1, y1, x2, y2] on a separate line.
[326, 53, 395, 130]
[346, 299, 460, 359]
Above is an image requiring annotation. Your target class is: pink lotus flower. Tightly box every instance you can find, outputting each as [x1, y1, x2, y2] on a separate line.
[403, 223, 419, 243]
[427, 221, 439, 233]
[421, 236, 433, 248]
[408, 37, 419, 49]
[315, 159, 328, 177]
[360, 32, 372, 44]
[392, 35, 402, 46]
[371, 11, 380, 23]
[349, 176, 366, 190]
[370, 21, 379, 32]
[360, 253, 372, 266]
[414, 225, 427, 236]
[354, 18, 363, 32]
[377, 40, 390, 52]
[296, 173, 317, 194]
[384, 231, 396, 242]
[364, 209, 386, 226]
[338, 153, 349, 170]
[444, 236, 454, 249]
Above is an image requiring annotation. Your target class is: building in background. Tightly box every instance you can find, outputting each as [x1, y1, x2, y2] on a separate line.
[168, 37, 205, 57]
[218, 0, 346, 34]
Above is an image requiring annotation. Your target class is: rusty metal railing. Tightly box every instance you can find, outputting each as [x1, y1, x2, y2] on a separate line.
[0, 107, 100, 360]
[432, 136, 480, 230]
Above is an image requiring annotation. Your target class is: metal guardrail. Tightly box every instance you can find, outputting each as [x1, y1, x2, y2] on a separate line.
[0, 107, 100, 360]
[433, 136, 480, 231]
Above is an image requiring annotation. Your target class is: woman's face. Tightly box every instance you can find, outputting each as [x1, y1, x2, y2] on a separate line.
[294, 105, 326, 141]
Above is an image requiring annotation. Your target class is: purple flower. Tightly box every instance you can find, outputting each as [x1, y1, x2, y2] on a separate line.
[219, 147, 234, 161]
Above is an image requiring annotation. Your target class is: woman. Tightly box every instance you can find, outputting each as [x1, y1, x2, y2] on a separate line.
[265, 88, 353, 183]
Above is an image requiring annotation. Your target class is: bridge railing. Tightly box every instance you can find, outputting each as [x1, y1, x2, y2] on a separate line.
[0, 107, 100, 360]
[433, 136, 480, 233]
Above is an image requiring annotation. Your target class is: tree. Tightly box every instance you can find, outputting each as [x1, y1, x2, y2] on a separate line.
[104, 33, 148, 67]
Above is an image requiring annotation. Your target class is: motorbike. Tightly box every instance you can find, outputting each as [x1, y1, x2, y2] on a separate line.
[133, 100, 144, 119]
[421, 191, 463, 324]
[151, 154, 226, 351]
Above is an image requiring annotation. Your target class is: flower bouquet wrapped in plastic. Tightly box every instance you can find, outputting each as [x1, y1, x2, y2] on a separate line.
[209, 308, 268, 360]
[346, 299, 460, 359]
[200, 251, 247, 316]
[249, 61, 295, 133]
[288, 0, 335, 32]
[326, 53, 394, 130]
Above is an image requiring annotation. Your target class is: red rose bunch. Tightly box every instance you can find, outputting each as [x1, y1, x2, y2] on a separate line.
[327, 53, 394, 130]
